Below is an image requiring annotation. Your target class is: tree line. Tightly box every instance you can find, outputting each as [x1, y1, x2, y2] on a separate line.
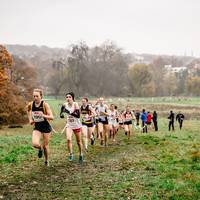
[1, 42, 200, 125]
[43, 41, 200, 97]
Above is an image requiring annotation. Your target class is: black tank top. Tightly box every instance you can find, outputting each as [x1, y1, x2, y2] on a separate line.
[32, 101, 47, 123]
[81, 105, 91, 115]
[81, 105, 92, 124]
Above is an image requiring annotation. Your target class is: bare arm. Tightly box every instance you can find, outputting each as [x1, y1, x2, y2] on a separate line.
[43, 102, 54, 120]
[89, 105, 97, 117]
[26, 103, 34, 125]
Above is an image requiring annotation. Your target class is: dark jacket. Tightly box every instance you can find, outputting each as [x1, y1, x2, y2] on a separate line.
[153, 112, 157, 121]
[168, 112, 175, 122]
[176, 113, 184, 122]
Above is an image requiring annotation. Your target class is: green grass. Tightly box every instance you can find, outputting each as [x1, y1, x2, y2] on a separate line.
[0, 98, 199, 199]
[45, 96, 200, 106]
[0, 118, 199, 199]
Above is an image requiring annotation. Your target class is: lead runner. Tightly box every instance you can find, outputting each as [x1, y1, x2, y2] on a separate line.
[27, 88, 54, 166]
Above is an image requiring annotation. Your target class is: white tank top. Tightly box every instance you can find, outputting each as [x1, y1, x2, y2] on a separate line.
[97, 104, 107, 121]
[108, 110, 117, 124]
[65, 102, 82, 129]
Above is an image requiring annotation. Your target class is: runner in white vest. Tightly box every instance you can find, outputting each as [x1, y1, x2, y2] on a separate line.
[60, 92, 83, 163]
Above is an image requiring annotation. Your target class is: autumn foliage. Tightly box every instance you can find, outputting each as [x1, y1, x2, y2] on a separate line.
[0, 45, 27, 125]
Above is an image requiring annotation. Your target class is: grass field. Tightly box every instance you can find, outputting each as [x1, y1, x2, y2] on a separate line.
[0, 98, 200, 199]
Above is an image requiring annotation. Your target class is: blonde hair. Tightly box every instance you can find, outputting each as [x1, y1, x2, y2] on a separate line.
[33, 88, 43, 98]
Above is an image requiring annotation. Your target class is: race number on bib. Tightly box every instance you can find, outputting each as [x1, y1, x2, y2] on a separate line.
[83, 114, 91, 122]
[68, 116, 75, 123]
[32, 111, 44, 122]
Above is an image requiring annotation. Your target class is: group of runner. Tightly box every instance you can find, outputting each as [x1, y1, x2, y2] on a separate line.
[27, 89, 141, 166]
[27, 89, 183, 166]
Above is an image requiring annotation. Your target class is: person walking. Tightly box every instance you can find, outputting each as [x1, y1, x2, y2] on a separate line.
[176, 111, 185, 130]
[152, 111, 158, 131]
[141, 109, 147, 133]
[168, 110, 175, 131]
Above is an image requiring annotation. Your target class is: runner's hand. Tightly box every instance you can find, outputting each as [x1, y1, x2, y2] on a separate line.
[30, 120, 35, 125]
[60, 113, 64, 118]
[64, 108, 70, 114]
[38, 111, 44, 117]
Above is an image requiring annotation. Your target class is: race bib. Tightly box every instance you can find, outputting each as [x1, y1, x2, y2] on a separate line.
[126, 114, 132, 121]
[32, 111, 44, 122]
[83, 114, 91, 122]
[68, 116, 75, 123]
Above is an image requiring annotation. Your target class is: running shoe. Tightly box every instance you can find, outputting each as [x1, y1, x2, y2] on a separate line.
[45, 161, 49, 167]
[91, 136, 95, 145]
[79, 154, 83, 164]
[38, 149, 43, 158]
[69, 154, 74, 161]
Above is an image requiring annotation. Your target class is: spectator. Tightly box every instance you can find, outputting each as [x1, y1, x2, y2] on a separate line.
[134, 110, 140, 126]
[141, 109, 147, 133]
[176, 111, 185, 130]
[152, 111, 158, 131]
[168, 110, 175, 131]
[147, 111, 152, 130]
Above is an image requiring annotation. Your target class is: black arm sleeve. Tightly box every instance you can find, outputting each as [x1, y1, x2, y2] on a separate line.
[60, 105, 70, 118]
[70, 109, 80, 118]
[60, 105, 65, 118]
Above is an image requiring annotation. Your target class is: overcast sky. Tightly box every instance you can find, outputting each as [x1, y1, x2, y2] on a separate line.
[0, 0, 200, 56]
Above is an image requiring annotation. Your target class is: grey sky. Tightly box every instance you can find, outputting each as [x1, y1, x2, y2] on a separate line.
[1, 0, 200, 56]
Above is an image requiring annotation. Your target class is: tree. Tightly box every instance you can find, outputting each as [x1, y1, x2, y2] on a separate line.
[0, 45, 27, 125]
[163, 74, 178, 96]
[46, 59, 68, 97]
[12, 55, 37, 100]
[186, 76, 200, 96]
[149, 57, 168, 96]
[128, 63, 152, 96]
[88, 41, 129, 96]
[67, 41, 90, 95]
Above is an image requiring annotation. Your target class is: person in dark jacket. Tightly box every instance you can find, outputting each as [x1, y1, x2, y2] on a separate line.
[168, 110, 175, 131]
[141, 109, 147, 133]
[152, 111, 158, 131]
[176, 111, 185, 130]
[134, 110, 140, 126]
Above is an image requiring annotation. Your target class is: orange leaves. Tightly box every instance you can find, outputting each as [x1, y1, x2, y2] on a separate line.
[0, 46, 27, 125]
[0, 45, 13, 69]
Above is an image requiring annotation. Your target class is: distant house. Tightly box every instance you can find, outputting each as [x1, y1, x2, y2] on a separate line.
[164, 65, 187, 74]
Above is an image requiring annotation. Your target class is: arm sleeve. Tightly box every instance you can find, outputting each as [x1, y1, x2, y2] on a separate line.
[70, 109, 80, 118]
[60, 105, 65, 118]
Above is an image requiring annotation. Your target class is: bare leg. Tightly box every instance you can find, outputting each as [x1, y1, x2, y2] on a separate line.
[42, 133, 51, 161]
[32, 130, 42, 149]
[81, 126, 88, 150]
[74, 130, 83, 155]
[66, 128, 73, 154]
[103, 124, 108, 146]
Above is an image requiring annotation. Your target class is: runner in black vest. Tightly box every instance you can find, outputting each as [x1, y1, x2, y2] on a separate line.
[27, 89, 53, 166]
[80, 97, 96, 150]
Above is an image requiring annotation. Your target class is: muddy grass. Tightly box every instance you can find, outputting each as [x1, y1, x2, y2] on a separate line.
[0, 119, 199, 200]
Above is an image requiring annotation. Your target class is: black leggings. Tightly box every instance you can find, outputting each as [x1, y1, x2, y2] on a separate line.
[153, 120, 158, 131]
[178, 120, 183, 130]
[169, 121, 174, 131]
